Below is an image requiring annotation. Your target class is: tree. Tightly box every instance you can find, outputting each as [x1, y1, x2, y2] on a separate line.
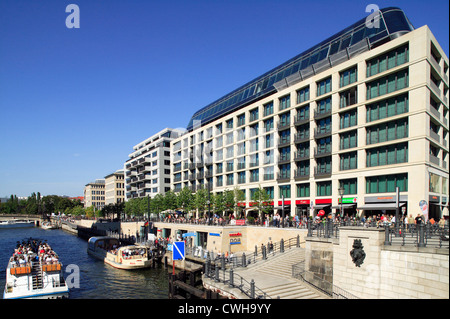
[177, 187, 195, 214]
[233, 187, 246, 218]
[164, 190, 178, 211]
[194, 187, 208, 218]
[251, 186, 272, 225]
[223, 189, 235, 216]
[212, 192, 226, 217]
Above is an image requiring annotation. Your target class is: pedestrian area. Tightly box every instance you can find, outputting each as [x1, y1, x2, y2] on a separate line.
[204, 247, 330, 299]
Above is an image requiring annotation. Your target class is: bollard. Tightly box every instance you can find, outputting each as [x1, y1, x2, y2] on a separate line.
[307, 219, 312, 237]
[255, 245, 258, 257]
[297, 235, 300, 247]
[280, 238, 284, 253]
[221, 255, 225, 270]
[384, 224, 391, 245]
[418, 224, 426, 247]
[242, 253, 247, 267]
[262, 245, 267, 260]
[215, 266, 220, 282]
[229, 269, 234, 288]
[205, 259, 210, 278]
[250, 279, 255, 299]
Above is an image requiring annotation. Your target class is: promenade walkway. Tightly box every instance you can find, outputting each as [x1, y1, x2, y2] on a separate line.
[204, 247, 330, 299]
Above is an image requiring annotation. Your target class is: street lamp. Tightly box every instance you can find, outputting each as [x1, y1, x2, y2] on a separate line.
[338, 186, 345, 219]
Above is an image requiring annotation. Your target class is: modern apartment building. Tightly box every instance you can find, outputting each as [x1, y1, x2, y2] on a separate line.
[170, 7, 449, 221]
[124, 128, 182, 200]
[104, 170, 125, 205]
[84, 179, 105, 210]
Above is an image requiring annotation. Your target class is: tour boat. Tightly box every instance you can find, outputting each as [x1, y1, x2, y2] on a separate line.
[87, 236, 153, 270]
[41, 222, 57, 230]
[3, 239, 69, 299]
[0, 219, 35, 228]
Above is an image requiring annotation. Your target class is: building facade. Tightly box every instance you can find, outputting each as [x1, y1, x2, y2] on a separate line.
[104, 170, 125, 205]
[124, 128, 182, 200]
[84, 179, 105, 210]
[170, 8, 449, 221]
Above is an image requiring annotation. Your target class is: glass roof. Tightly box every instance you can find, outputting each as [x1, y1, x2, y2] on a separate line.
[186, 7, 413, 131]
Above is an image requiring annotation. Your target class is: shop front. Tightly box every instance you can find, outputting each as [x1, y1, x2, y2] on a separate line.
[331, 197, 358, 217]
[358, 195, 408, 219]
[295, 199, 310, 218]
[312, 198, 332, 217]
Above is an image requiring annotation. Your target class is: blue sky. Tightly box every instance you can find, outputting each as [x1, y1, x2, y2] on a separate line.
[0, 0, 448, 198]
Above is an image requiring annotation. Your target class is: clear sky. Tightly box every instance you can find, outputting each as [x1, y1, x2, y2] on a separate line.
[0, 0, 448, 198]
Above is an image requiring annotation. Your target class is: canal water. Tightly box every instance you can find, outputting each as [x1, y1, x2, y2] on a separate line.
[0, 225, 169, 299]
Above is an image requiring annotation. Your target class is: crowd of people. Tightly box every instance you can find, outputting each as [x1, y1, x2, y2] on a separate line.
[10, 238, 59, 268]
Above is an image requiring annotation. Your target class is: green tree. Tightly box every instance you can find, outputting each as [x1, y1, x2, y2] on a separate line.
[194, 187, 208, 218]
[251, 186, 272, 225]
[212, 192, 226, 216]
[177, 187, 195, 214]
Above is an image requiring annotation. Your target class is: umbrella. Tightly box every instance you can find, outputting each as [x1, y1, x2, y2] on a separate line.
[317, 210, 325, 217]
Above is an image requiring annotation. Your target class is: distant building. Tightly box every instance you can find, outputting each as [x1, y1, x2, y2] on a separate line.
[124, 128, 182, 200]
[104, 170, 125, 205]
[84, 179, 105, 210]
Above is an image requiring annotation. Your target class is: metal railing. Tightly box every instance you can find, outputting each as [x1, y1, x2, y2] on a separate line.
[204, 259, 270, 299]
[383, 223, 449, 248]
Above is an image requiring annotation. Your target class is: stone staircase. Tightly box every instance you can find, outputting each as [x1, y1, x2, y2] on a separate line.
[233, 247, 330, 299]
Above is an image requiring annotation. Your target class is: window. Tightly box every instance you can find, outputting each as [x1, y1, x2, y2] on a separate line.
[264, 102, 274, 117]
[264, 186, 274, 199]
[317, 77, 332, 96]
[296, 161, 310, 177]
[366, 142, 408, 167]
[249, 123, 258, 137]
[238, 171, 246, 184]
[366, 173, 408, 193]
[340, 151, 357, 170]
[296, 183, 310, 197]
[366, 44, 409, 77]
[316, 156, 332, 174]
[317, 181, 331, 196]
[250, 169, 259, 182]
[339, 109, 357, 129]
[339, 178, 357, 195]
[250, 138, 259, 152]
[339, 87, 357, 108]
[216, 175, 223, 187]
[264, 118, 274, 132]
[296, 104, 310, 121]
[279, 95, 291, 111]
[366, 118, 408, 144]
[264, 150, 274, 164]
[297, 86, 310, 104]
[250, 108, 259, 122]
[264, 166, 274, 180]
[366, 94, 409, 122]
[339, 66, 357, 87]
[316, 97, 331, 115]
[250, 153, 259, 167]
[226, 160, 234, 172]
[226, 119, 234, 130]
[366, 69, 409, 100]
[237, 142, 246, 156]
[339, 130, 357, 150]
[237, 114, 245, 127]
[265, 134, 274, 149]
[226, 174, 234, 186]
[279, 185, 291, 198]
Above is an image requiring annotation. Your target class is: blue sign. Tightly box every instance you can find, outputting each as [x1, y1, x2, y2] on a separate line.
[209, 233, 221, 237]
[182, 232, 197, 238]
[172, 241, 185, 260]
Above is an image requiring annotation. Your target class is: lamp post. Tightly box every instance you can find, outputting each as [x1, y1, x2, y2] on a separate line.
[338, 186, 345, 219]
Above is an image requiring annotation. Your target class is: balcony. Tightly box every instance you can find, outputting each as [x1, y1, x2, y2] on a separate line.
[196, 172, 204, 179]
[278, 154, 291, 165]
[294, 169, 309, 181]
[430, 130, 440, 143]
[294, 132, 310, 143]
[294, 115, 309, 126]
[205, 170, 213, 178]
[277, 121, 290, 131]
[277, 171, 291, 182]
[277, 137, 291, 148]
[173, 176, 182, 183]
[314, 128, 332, 139]
[314, 108, 331, 120]
[294, 151, 310, 161]
[314, 167, 332, 179]
[429, 154, 440, 166]
[314, 146, 332, 158]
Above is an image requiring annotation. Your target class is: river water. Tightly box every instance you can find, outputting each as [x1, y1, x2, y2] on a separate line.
[0, 225, 169, 299]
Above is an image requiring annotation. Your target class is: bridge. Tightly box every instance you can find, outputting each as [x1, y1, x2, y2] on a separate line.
[0, 214, 47, 226]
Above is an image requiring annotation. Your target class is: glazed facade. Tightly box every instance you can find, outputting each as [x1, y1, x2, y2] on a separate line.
[171, 11, 449, 220]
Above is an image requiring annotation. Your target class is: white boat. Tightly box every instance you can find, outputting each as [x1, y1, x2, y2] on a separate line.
[87, 236, 153, 270]
[3, 239, 69, 299]
[41, 222, 57, 230]
[0, 219, 35, 228]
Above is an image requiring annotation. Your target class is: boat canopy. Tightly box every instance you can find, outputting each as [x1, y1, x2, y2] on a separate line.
[88, 236, 120, 251]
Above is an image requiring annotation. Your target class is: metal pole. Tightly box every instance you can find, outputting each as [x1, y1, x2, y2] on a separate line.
[282, 195, 285, 228]
[395, 187, 400, 236]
